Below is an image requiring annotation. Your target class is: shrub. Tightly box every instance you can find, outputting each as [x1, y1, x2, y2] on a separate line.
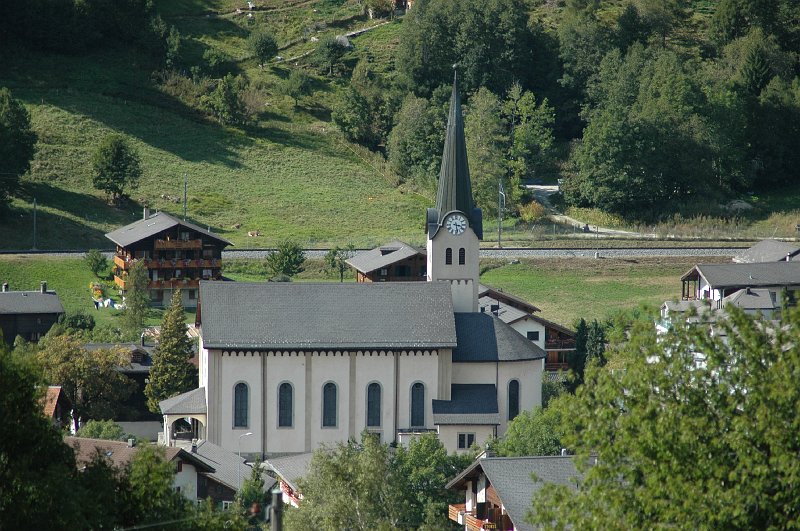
[60, 311, 96, 332]
[518, 200, 548, 223]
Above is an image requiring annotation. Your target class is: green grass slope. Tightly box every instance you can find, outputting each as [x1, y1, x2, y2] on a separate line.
[0, 1, 428, 250]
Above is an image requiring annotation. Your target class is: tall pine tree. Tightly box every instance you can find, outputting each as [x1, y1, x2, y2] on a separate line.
[145, 290, 197, 413]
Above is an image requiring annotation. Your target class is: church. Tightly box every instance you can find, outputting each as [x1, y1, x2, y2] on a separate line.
[161, 73, 545, 457]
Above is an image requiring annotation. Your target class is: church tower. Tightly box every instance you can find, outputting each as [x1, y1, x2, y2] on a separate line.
[426, 69, 483, 313]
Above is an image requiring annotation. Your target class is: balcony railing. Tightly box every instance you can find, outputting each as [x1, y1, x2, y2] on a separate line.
[545, 339, 577, 350]
[142, 258, 220, 269]
[149, 279, 201, 289]
[154, 238, 203, 250]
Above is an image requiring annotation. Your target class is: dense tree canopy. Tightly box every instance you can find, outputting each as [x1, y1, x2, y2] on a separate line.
[0, 88, 36, 215]
[532, 306, 800, 528]
[92, 134, 143, 204]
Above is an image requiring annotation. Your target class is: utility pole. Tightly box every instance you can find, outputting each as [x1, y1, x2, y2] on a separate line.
[183, 172, 187, 220]
[498, 180, 506, 248]
[32, 198, 37, 250]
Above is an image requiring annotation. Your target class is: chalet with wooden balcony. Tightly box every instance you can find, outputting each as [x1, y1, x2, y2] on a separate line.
[0, 281, 64, 345]
[347, 240, 427, 282]
[106, 209, 232, 308]
[446, 455, 583, 531]
[680, 262, 800, 308]
[478, 286, 575, 373]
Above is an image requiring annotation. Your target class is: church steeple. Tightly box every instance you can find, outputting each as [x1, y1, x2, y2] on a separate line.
[427, 68, 483, 239]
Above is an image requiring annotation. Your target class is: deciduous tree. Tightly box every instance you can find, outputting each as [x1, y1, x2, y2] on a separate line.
[249, 28, 278, 68]
[464, 87, 507, 217]
[265, 240, 305, 278]
[324, 244, 355, 282]
[92, 134, 142, 205]
[36, 335, 135, 432]
[280, 69, 313, 107]
[145, 289, 196, 414]
[495, 405, 564, 457]
[84, 248, 108, 278]
[0, 87, 36, 214]
[532, 306, 800, 529]
[76, 419, 126, 440]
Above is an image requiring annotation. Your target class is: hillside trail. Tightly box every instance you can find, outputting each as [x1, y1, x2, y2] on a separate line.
[526, 185, 655, 238]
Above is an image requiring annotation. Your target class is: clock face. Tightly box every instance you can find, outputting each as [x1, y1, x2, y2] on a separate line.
[446, 214, 467, 235]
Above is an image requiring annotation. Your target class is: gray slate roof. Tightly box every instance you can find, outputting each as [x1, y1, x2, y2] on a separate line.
[345, 240, 425, 274]
[478, 284, 541, 314]
[264, 452, 314, 492]
[0, 291, 64, 315]
[453, 313, 546, 362]
[105, 211, 232, 248]
[83, 343, 154, 373]
[193, 440, 274, 492]
[478, 295, 529, 325]
[684, 262, 800, 289]
[723, 288, 778, 310]
[447, 456, 583, 531]
[733, 239, 800, 263]
[199, 281, 457, 350]
[160, 387, 207, 415]
[432, 384, 499, 425]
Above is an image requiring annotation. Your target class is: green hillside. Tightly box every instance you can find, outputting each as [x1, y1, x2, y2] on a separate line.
[0, 2, 424, 250]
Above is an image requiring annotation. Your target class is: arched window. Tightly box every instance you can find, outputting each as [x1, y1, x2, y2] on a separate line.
[411, 382, 425, 427]
[458, 247, 466, 265]
[322, 382, 337, 427]
[445, 248, 453, 265]
[367, 383, 381, 427]
[234, 383, 248, 428]
[508, 380, 520, 421]
[278, 383, 293, 427]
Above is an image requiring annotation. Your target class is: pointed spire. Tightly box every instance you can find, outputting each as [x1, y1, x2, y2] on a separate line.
[435, 67, 475, 223]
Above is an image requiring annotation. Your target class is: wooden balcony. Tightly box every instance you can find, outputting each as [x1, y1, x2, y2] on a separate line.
[154, 238, 203, 250]
[114, 254, 129, 269]
[148, 279, 201, 289]
[449, 503, 467, 524]
[143, 258, 220, 269]
[545, 339, 576, 350]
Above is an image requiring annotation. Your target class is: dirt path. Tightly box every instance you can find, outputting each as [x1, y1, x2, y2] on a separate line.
[527, 185, 656, 238]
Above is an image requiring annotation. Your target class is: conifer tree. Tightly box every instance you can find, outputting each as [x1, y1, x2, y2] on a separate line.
[124, 259, 150, 334]
[145, 290, 196, 414]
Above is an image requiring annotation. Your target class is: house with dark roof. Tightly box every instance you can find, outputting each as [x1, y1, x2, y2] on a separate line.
[680, 262, 800, 307]
[105, 209, 232, 308]
[733, 239, 800, 264]
[0, 281, 64, 345]
[446, 455, 584, 531]
[162, 72, 545, 459]
[346, 240, 427, 282]
[264, 452, 314, 508]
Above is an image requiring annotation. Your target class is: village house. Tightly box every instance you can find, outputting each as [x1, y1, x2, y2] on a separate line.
[42, 385, 71, 429]
[65, 437, 270, 506]
[732, 239, 800, 264]
[160, 72, 545, 458]
[680, 262, 800, 307]
[446, 454, 584, 531]
[105, 210, 231, 308]
[264, 452, 313, 508]
[346, 240, 427, 282]
[0, 281, 64, 345]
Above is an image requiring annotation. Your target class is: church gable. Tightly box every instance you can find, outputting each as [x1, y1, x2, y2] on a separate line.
[198, 281, 457, 350]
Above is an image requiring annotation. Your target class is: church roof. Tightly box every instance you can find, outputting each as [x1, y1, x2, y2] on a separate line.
[105, 211, 232, 248]
[199, 281, 457, 350]
[427, 70, 482, 239]
[345, 240, 425, 274]
[452, 313, 546, 362]
[432, 384, 500, 425]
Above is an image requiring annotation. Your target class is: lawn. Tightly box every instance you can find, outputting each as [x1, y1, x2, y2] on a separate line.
[479, 255, 732, 327]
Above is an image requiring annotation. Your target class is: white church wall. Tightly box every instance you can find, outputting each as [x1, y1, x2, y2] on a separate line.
[310, 353, 351, 448]
[451, 362, 496, 385]
[396, 351, 440, 430]
[497, 360, 543, 436]
[264, 353, 307, 454]
[354, 352, 396, 442]
[217, 351, 263, 455]
[437, 424, 495, 454]
[426, 224, 480, 313]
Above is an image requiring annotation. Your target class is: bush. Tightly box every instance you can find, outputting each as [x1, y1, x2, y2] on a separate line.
[60, 311, 96, 332]
[248, 28, 278, 67]
[76, 419, 125, 440]
[518, 200, 548, 223]
[202, 48, 232, 78]
[84, 249, 108, 278]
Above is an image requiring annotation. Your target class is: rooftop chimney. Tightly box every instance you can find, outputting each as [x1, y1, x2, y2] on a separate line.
[191, 439, 198, 453]
[143, 207, 151, 220]
[1, 282, 7, 292]
[788, 253, 792, 262]
[127, 438, 135, 448]
[40, 281, 47, 293]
